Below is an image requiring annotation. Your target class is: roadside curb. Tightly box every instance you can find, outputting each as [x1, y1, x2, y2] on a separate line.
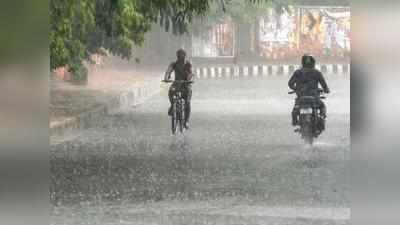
[114, 77, 162, 112]
[194, 63, 350, 80]
[50, 77, 162, 142]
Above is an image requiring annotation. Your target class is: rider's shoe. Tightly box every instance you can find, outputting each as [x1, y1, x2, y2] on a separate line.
[320, 119, 326, 131]
[184, 122, 190, 130]
[168, 106, 173, 116]
[292, 115, 298, 126]
[316, 117, 326, 131]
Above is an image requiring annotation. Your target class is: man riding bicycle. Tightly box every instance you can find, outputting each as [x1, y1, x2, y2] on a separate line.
[164, 49, 193, 129]
[289, 54, 330, 129]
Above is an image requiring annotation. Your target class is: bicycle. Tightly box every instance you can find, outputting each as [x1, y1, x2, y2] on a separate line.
[162, 80, 194, 134]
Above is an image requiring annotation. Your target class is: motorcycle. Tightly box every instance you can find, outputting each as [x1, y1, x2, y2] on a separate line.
[289, 89, 327, 145]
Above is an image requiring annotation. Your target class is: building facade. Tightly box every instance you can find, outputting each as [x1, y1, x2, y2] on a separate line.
[133, 5, 350, 67]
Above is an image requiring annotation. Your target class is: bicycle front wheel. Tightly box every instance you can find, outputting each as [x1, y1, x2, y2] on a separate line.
[177, 103, 184, 133]
[171, 104, 177, 134]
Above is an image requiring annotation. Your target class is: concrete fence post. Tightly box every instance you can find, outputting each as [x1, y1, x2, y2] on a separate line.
[210, 67, 216, 78]
[233, 66, 240, 78]
[337, 64, 344, 75]
[191, 63, 349, 80]
[262, 65, 268, 77]
[283, 65, 290, 76]
[326, 64, 333, 74]
[243, 66, 249, 78]
[217, 67, 223, 78]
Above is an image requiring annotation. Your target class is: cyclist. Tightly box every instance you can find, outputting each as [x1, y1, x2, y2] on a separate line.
[164, 49, 193, 129]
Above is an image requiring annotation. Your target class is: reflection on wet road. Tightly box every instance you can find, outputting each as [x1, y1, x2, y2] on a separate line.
[51, 77, 350, 225]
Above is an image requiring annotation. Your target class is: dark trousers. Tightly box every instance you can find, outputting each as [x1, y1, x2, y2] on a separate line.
[169, 84, 192, 122]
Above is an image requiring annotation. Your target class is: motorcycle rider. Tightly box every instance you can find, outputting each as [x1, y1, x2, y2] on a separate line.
[289, 54, 330, 129]
[164, 49, 193, 129]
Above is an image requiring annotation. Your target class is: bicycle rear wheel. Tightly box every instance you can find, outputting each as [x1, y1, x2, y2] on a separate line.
[178, 109, 184, 133]
[177, 103, 184, 133]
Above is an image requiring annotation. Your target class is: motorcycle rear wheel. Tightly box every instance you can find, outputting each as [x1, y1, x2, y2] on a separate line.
[302, 124, 314, 145]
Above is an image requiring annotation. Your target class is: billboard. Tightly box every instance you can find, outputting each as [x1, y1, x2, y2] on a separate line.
[299, 7, 351, 57]
[258, 6, 351, 61]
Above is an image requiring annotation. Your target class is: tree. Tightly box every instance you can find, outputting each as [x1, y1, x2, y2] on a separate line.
[50, 0, 210, 80]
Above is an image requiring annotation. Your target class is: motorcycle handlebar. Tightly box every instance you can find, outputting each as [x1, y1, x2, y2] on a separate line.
[288, 89, 328, 95]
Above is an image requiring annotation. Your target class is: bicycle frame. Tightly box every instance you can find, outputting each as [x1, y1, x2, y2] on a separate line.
[171, 89, 186, 134]
[162, 79, 193, 134]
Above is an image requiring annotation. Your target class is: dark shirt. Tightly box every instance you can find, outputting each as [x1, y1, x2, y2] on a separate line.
[288, 68, 329, 96]
[165, 60, 192, 81]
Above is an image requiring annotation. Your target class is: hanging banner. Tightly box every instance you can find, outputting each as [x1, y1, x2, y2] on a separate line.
[192, 18, 235, 57]
[258, 7, 297, 59]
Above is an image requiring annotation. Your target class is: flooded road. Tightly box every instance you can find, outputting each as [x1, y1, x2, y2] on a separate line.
[51, 76, 350, 225]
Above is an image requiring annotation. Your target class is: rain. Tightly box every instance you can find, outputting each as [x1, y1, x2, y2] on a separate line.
[51, 1, 350, 224]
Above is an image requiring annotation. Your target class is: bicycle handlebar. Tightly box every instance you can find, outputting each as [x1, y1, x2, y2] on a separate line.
[288, 89, 328, 95]
[162, 80, 194, 84]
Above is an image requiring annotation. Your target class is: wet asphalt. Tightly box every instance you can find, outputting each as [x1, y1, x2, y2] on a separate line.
[51, 76, 350, 225]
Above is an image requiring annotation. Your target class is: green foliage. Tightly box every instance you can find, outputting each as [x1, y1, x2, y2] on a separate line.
[50, 0, 211, 80]
[149, 0, 211, 34]
[50, 0, 96, 79]
[222, 0, 273, 23]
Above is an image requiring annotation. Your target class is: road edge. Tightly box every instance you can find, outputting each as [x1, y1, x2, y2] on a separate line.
[50, 76, 162, 144]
